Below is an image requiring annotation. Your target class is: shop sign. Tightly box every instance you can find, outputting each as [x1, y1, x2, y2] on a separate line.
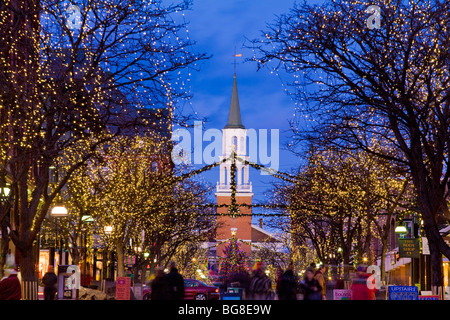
[418, 295, 439, 300]
[116, 277, 131, 300]
[388, 286, 418, 300]
[333, 289, 352, 300]
[399, 238, 420, 259]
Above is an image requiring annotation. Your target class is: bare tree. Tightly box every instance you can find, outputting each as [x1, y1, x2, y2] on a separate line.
[83, 134, 215, 281]
[0, 0, 207, 298]
[266, 142, 413, 281]
[249, 0, 450, 292]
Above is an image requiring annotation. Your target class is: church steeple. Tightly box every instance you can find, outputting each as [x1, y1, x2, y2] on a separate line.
[215, 72, 253, 260]
[224, 74, 245, 129]
[217, 73, 252, 194]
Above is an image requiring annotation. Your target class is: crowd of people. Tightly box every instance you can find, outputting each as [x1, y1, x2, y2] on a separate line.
[0, 258, 377, 300]
[275, 263, 327, 300]
[219, 262, 328, 300]
[223, 262, 377, 300]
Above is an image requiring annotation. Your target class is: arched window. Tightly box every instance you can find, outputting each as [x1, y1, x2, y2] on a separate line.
[232, 136, 238, 151]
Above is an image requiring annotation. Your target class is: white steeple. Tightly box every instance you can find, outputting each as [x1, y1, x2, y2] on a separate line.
[216, 74, 252, 194]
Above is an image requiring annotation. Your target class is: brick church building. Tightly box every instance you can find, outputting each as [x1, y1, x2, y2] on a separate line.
[207, 73, 283, 271]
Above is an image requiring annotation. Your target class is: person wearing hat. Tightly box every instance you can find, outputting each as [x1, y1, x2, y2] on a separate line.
[0, 266, 21, 300]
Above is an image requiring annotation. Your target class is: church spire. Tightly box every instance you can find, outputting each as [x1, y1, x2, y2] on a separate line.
[224, 74, 245, 129]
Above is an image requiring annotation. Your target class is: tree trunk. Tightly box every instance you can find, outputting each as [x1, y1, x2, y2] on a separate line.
[71, 245, 80, 266]
[115, 242, 125, 278]
[423, 213, 446, 295]
[380, 238, 387, 285]
[17, 243, 39, 300]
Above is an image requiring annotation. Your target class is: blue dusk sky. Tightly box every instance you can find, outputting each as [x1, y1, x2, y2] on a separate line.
[171, 0, 325, 221]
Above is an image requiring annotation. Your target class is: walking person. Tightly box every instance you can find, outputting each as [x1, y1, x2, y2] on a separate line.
[166, 262, 184, 300]
[150, 268, 169, 300]
[350, 266, 374, 300]
[276, 263, 298, 300]
[249, 264, 271, 300]
[0, 267, 21, 300]
[314, 264, 327, 300]
[300, 267, 322, 300]
[42, 266, 58, 300]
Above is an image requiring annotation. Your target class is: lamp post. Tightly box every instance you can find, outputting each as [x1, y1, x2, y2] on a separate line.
[81, 215, 93, 287]
[50, 202, 68, 266]
[103, 225, 113, 285]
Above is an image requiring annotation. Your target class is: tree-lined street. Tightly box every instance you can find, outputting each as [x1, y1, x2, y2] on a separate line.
[1, 0, 450, 304]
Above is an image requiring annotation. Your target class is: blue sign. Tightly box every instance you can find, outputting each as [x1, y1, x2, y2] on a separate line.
[388, 286, 418, 300]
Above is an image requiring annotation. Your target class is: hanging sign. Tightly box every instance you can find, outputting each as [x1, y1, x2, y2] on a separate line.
[399, 238, 420, 258]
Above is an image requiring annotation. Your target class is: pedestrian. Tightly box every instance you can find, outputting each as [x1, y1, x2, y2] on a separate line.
[249, 264, 271, 300]
[0, 267, 21, 300]
[276, 263, 298, 300]
[300, 267, 322, 300]
[350, 266, 374, 300]
[314, 264, 327, 300]
[150, 268, 169, 300]
[42, 266, 58, 300]
[228, 270, 251, 297]
[165, 262, 184, 300]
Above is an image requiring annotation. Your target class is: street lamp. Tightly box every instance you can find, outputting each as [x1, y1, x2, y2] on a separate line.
[51, 203, 68, 217]
[0, 183, 10, 202]
[395, 223, 408, 234]
[104, 225, 113, 234]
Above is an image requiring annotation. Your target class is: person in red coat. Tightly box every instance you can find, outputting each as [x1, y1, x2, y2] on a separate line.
[0, 269, 21, 300]
[350, 266, 376, 300]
